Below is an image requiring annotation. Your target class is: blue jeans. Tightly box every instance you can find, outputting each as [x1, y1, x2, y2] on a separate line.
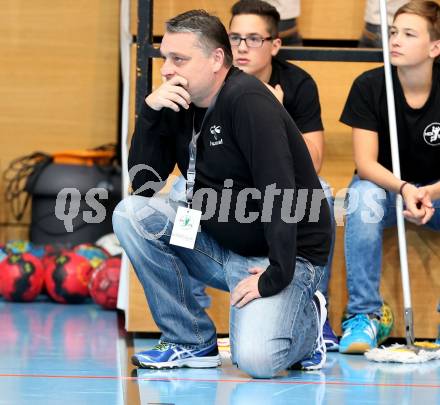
[344, 176, 440, 316]
[170, 175, 335, 308]
[113, 195, 323, 378]
[318, 177, 335, 302]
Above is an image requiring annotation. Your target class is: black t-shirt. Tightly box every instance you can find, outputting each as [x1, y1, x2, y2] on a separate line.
[269, 57, 324, 134]
[129, 67, 332, 297]
[340, 64, 440, 184]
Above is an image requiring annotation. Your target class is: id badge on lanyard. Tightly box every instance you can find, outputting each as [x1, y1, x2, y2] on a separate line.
[169, 205, 202, 249]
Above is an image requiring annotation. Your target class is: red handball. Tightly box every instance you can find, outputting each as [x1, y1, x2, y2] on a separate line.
[89, 257, 121, 309]
[45, 251, 93, 304]
[0, 253, 44, 301]
[72, 243, 109, 269]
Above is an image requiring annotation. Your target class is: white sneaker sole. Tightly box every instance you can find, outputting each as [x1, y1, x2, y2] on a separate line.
[135, 355, 221, 369]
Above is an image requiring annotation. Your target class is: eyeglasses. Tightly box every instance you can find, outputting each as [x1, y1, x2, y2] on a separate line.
[228, 34, 273, 48]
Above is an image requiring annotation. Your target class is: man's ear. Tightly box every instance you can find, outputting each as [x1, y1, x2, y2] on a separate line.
[212, 48, 225, 72]
[271, 38, 282, 57]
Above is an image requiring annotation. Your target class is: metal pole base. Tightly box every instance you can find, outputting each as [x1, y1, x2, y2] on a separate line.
[404, 308, 415, 346]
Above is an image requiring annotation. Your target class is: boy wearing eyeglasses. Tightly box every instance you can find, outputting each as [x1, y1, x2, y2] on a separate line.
[229, 0, 338, 351]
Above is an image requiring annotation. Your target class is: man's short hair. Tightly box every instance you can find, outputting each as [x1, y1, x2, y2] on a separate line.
[230, 0, 280, 38]
[166, 10, 233, 67]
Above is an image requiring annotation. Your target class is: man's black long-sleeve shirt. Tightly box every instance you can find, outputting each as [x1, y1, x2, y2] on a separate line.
[129, 67, 331, 297]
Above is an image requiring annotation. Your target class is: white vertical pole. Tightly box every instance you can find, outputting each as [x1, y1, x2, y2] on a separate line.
[117, 0, 132, 316]
[379, 0, 414, 345]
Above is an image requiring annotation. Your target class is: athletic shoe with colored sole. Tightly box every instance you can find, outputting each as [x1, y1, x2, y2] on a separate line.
[132, 341, 221, 369]
[339, 314, 379, 354]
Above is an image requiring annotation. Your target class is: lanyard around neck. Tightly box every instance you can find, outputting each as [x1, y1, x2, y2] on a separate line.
[186, 90, 222, 207]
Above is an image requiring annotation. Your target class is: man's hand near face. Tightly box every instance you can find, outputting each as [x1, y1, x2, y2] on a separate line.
[146, 75, 191, 112]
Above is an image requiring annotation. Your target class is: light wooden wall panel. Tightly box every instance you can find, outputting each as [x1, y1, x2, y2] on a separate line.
[381, 227, 440, 339]
[152, 0, 236, 36]
[299, 1, 365, 40]
[0, 1, 120, 242]
[131, 0, 367, 40]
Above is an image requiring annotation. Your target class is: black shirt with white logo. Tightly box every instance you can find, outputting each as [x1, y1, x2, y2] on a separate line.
[269, 57, 324, 134]
[129, 67, 331, 297]
[340, 64, 440, 184]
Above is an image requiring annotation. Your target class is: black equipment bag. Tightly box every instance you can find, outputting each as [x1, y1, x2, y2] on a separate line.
[26, 163, 121, 246]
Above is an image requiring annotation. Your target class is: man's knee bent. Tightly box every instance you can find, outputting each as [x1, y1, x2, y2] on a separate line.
[112, 195, 176, 239]
[234, 343, 287, 379]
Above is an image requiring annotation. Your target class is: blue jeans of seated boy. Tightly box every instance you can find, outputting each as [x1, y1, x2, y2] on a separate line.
[113, 195, 323, 378]
[169, 175, 335, 308]
[344, 175, 440, 317]
[317, 177, 335, 303]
